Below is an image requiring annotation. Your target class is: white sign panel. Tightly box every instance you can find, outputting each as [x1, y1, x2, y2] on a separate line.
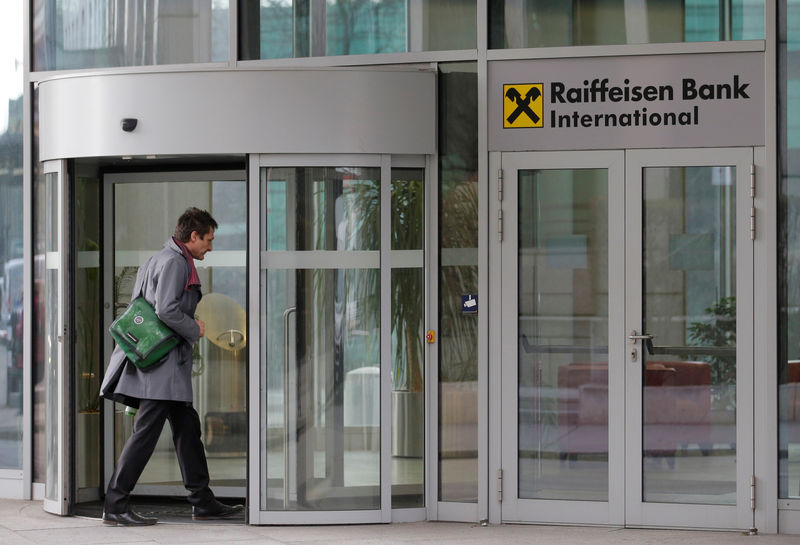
[489, 52, 764, 151]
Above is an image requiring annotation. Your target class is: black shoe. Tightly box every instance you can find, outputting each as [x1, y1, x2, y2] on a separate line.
[192, 500, 244, 520]
[102, 510, 158, 526]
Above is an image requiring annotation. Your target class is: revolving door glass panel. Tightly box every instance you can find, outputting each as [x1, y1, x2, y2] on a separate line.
[260, 166, 382, 511]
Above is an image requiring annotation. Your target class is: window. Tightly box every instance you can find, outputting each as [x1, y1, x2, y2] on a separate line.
[489, 0, 764, 49]
[239, 0, 476, 60]
[33, 0, 229, 71]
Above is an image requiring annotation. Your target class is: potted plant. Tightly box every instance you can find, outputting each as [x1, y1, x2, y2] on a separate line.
[348, 173, 426, 456]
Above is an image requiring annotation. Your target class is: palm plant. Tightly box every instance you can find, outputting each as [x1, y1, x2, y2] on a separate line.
[347, 172, 425, 392]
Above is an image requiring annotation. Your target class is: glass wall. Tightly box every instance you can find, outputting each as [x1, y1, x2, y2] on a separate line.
[239, 0, 476, 60]
[33, 0, 230, 71]
[489, 0, 764, 49]
[779, 0, 800, 501]
[438, 63, 479, 503]
[74, 174, 101, 494]
[0, 0, 24, 471]
[43, 171, 60, 503]
[641, 166, 736, 504]
[391, 168, 425, 508]
[32, 91, 45, 483]
[517, 168, 609, 502]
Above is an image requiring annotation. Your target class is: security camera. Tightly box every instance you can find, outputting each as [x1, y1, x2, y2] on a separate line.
[121, 118, 138, 132]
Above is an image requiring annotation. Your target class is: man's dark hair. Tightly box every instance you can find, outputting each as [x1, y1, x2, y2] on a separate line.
[174, 207, 218, 242]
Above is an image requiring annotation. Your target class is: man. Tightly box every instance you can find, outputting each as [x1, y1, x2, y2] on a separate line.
[99, 207, 243, 526]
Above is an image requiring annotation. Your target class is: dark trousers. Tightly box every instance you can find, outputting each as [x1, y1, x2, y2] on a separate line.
[104, 399, 215, 514]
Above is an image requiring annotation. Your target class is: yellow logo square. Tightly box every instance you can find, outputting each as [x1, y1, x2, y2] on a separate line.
[504, 84, 543, 128]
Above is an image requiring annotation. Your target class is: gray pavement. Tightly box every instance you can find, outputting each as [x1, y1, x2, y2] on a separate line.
[1, 499, 799, 545]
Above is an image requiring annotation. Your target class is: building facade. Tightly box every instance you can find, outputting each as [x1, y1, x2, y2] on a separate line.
[2, 0, 800, 534]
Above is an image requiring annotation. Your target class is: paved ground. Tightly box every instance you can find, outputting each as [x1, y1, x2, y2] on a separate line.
[1, 499, 799, 545]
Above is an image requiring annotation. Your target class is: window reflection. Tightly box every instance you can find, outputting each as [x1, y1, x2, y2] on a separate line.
[517, 169, 609, 502]
[391, 170, 425, 508]
[779, 0, 800, 501]
[260, 166, 382, 511]
[33, 0, 229, 71]
[241, 0, 476, 60]
[642, 166, 736, 505]
[0, 0, 24, 471]
[438, 63, 479, 503]
[489, 0, 764, 49]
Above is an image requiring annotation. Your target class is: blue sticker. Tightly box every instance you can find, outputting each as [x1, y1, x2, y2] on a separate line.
[462, 294, 478, 314]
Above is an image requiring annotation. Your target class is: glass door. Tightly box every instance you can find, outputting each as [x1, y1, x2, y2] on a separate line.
[624, 148, 754, 529]
[250, 154, 428, 524]
[496, 151, 625, 525]
[42, 160, 69, 515]
[102, 171, 248, 499]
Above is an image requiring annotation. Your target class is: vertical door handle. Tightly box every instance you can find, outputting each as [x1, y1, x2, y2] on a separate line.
[282, 306, 296, 509]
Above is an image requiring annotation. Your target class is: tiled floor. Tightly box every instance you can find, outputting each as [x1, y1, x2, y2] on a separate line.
[2, 499, 800, 545]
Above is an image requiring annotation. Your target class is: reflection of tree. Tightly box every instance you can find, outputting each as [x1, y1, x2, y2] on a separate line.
[327, 0, 405, 55]
[779, 190, 800, 385]
[437, 65, 479, 384]
[349, 175, 425, 392]
[439, 180, 478, 382]
[688, 296, 736, 386]
[391, 179, 424, 392]
[76, 237, 100, 412]
[76, 179, 101, 413]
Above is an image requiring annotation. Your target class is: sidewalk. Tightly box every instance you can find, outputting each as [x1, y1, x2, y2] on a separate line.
[1, 499, 798, 545]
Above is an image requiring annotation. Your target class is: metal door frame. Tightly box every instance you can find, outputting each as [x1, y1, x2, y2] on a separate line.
[489, 150, 626, 525]
[624, 147, 755, 530]
[42, 159, 70, 515]
[490, 147, 756, 530]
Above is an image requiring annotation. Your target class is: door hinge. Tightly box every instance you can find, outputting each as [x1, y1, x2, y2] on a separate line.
[497, 468, 503, 502]
[750, 474, 756, 511]
[498, 209, 504, 242]
[498, 168, 504, 202]
[750, 164, 756, 240]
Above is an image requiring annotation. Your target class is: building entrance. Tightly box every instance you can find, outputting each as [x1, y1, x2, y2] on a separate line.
[491, 148, 755, 530]
[102, 171, 248, 501]
[35, 68, 436, 522]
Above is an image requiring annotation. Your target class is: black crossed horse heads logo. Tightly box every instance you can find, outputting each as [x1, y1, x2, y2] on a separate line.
[504, 84, 543, 128]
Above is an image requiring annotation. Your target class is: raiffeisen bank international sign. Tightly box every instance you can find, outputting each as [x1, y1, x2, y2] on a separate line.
[489, 52, 764, 151]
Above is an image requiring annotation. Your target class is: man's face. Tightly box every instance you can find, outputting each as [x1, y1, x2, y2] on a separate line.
[185, 229, 214, 260]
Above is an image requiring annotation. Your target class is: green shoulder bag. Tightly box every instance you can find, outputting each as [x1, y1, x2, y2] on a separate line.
[109, 296, 179, 369]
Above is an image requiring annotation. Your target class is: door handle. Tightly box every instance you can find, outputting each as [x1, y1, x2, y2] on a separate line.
[628, 330, 654, 343]
[628, 330, 655, 355]
[282, 306, 296, 509]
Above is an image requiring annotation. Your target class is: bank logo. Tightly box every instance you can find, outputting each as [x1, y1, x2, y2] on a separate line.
[504, 83, 543, 128]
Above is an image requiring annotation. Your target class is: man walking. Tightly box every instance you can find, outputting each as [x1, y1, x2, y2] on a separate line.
[100, 207, 243, 526]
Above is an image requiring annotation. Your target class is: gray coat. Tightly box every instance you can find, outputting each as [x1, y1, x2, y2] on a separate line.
[100, 238, 201, 407]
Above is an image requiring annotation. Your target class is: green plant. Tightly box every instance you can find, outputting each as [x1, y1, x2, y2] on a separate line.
[76, 237, 101, 413]
[74, 177, 103, 413]
[688, 296, 736, 386]
[437, 179, 479, 383]
[348, 173, 425, 392]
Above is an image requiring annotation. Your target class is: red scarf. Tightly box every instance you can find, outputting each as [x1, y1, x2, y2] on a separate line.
[173, 238, 201, 292]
